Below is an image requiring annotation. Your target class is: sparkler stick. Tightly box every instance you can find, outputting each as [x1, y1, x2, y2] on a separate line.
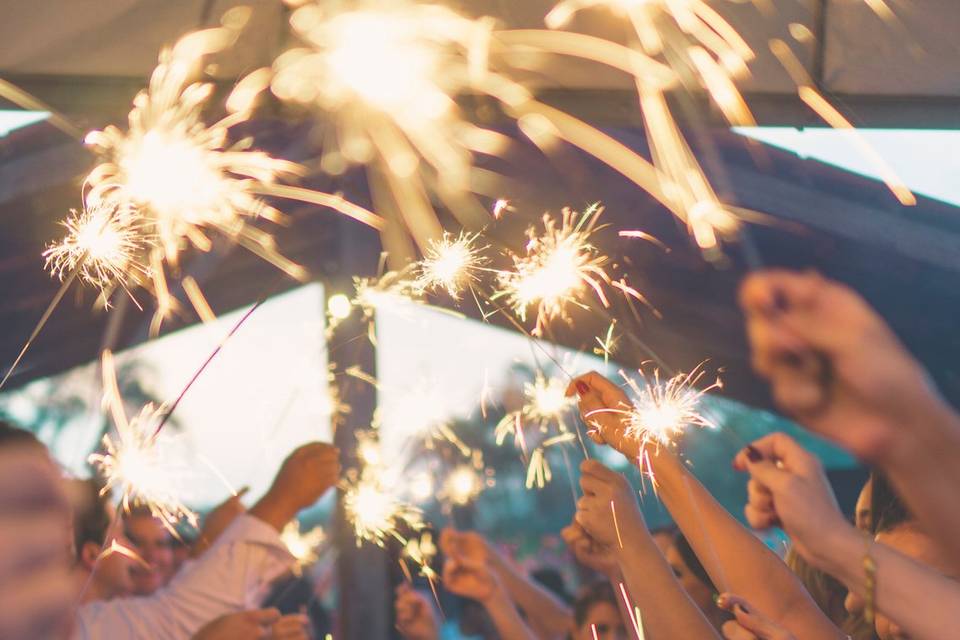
[0, 77, 85, 139]
[0, 260, 82, 391]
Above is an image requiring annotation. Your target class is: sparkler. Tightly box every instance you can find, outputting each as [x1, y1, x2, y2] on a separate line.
[495, 371, 576, 447]
[441, 464, 484, 507]
[402, 532, 440, 581]
[43, 200, 149, 296]
[90, 351, 198, 532]
[281, 521, 326, 572]
[342, 473, 424, 547]
[526, 432, 578, 489]
[82, 11, 382, 328]
[414, 232, 489, 299]
[495, 205, 619, 336]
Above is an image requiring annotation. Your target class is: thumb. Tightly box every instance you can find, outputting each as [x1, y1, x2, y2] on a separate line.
[744, 458, 790, 495]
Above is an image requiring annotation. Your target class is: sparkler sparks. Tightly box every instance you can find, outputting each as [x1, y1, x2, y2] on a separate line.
[414, 232, 488, 299]
[495, 371, 576, 446]
[441, 464, 484, 506]
[495, 205, 616, 336]
[90, 351, 197, 532]
[343, 473, 424, 547]
[43, 200, 148, 295]
[281, 521, 326, 571]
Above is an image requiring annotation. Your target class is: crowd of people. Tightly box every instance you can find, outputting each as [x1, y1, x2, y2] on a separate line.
[2, 269, 959, 639]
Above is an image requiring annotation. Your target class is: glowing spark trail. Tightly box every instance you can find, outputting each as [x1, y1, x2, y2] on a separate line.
[44, 200, 148, 295]
[90, 351, 198, 532]
[342, 473, 424, 547]
[281, 521, 326, 571]
[414, 232, 489, 299]
[495, 371, 576, 447]
[495, 205, 619, 336]
[82, 11, 382, 328]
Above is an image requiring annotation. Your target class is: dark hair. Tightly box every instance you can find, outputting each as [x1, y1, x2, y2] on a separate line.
[0, 420, 43, 449]
[74, 479, 112, 557]
[573, 580, 617, 628]
[673, 532, 717, 593]
[871, 471, 912, 534]
[531, 567, 572, 604]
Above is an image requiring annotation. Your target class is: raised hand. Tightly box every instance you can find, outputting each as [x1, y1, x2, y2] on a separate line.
[566, 372, 639, 459]
[561, 522, 619, 579]
[732, 433, 846, 562]
[717, 594, 796, 640]
[739, 270, 943, 463]
[270, 443, 341, 511]
[395, 584, 439, 640]
[575, 460, 645, 550]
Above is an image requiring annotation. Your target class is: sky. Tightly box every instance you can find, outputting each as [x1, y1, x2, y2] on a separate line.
[734, 126, 960, 208]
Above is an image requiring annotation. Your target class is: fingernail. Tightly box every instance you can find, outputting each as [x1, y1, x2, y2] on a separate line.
[745, 446, 762, 463]
[576, 381, 589, 395]
[736, 603, 751, 614]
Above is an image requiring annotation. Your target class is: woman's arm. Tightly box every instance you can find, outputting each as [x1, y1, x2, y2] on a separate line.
[575, 460, 721, 640]
[569, 373, 843, 640]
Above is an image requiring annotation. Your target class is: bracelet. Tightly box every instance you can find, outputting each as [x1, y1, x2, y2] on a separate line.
[862, 532, 877, 624]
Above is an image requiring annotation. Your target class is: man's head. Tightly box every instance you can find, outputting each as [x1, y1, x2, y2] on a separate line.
[572, 581, 627, 640]
[855, 475, 873, 532]
[72, 479, 134, 602]
[667, 532, 717, 615]
[124, 506, 176, 595]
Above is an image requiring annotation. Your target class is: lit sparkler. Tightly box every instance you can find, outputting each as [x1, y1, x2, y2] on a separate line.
[43, 200, 148, 296]
[526, 432, 578, 489]
[403, 532, 440, 581]
[414, 232, 488, 299]
[495, 205, 618, 336]
[495, 370, 576, 447]
[83, 11, 382, 327]
[281, 520, 326, 571]
[90, 351, 198, 532]
[441, 464, 484, 506]
[342, 473, 424, 547]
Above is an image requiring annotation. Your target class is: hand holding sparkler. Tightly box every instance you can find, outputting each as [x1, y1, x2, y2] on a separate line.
[740, 270, 944, 464]
[394, 584, 440, 640]
[575, 460, 645, 552]
[191, 608, 308, 640]
[716, 594, 797, 640]
[567, 372, 638, 459]
[732, 433, 845, 564]
[561, 521, 620, 580]
[249, 443, 340, 533]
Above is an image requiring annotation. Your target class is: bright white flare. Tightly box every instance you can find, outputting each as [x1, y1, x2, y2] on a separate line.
[342, 474, 424, 547]
[415, 232, 488, 299]
[442, 464, 484, 506]
[281, 521, 326, 570]
[44, 200, 147, 293]
[496, 205, 612, 336]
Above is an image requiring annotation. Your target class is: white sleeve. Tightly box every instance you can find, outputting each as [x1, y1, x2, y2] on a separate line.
[73, 514, 293, 640]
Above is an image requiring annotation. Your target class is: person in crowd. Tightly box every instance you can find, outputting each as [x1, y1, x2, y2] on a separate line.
[0, 422, 73, 640]
[70, 479, 135, 603]
[736, 431, 960, 640]
[568, 373, 843, 640]
[739, 270, 960, 569]
[73, 441, 339, 639]
[570, 580, 628, 640]
[395, 583, 440, 640]
[191, 608, 310, 640]
[124, 505, 177, 595]
[440, 527, 573, 639]
[440, 528, 541, 640]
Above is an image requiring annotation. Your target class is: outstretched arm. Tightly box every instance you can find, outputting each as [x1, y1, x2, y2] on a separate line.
[569, 373, 843, 640]
[575, 460, 720, 640]
[738, 432, 960, 640]
[740, 270, 960, 569]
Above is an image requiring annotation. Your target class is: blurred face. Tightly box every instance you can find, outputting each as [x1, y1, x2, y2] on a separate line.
[845, 477, 874, 616]
[666, 544, 715, 614]
[576, 601, 628, 640]
[873, 525, 958, 640]
[651, 531, 674, 557]
[125, 514, 175, 595]
[86, 502, 134, 600]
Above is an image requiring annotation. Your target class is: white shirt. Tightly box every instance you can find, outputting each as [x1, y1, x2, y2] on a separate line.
[74, 514, 293, 639]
